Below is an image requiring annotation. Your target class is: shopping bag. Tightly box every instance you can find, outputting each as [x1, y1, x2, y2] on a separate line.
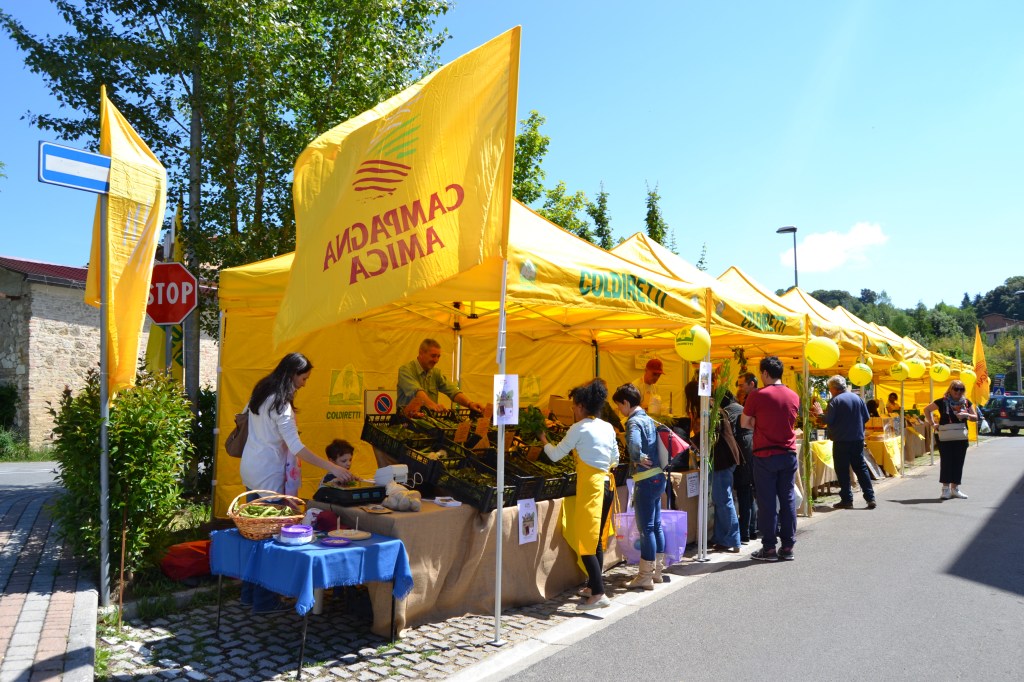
[613, 510, 687, 565]
[979, 417, 991, 435]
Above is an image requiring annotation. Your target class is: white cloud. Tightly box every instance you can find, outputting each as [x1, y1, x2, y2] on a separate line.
[783, 222, 889, 273]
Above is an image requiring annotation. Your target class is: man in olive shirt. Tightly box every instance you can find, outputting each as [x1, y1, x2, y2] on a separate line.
[397, 338, 484, 416]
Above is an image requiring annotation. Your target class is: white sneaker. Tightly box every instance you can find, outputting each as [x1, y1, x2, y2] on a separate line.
[940, 488, 951, 500]
[952, 488, 968, 499]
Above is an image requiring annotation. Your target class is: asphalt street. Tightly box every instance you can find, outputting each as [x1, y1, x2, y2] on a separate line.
[0, 461, 59, 491]
[503, 437, 1024, 682]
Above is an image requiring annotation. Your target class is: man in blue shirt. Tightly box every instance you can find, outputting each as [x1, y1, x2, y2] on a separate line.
[811, 375, 876, 510]
[397, 338, 484, 416]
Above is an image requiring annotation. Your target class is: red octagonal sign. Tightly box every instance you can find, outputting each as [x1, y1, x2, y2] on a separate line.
[147, 263, 198, 325]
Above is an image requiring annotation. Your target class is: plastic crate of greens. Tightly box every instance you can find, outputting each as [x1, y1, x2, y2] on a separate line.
[477, 448, 547, 501]
[504, 453, 569, 500]
[436, 456, 518, 512]
[399, 443, 462, 486]
[361, 415, 438, 460]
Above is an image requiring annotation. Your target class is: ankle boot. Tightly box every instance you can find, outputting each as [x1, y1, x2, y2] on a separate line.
[626, 559, 655, 591]
[653, 553, 666, 583]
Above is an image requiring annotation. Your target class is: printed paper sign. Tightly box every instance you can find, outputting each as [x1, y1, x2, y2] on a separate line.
[686, 471, 700, 498]
[698, 361, 712, 397]
[494, 375, 519, 425]
[518, 498, 537, 544]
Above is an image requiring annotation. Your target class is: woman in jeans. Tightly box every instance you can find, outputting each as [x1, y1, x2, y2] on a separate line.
[613, 383, 666, 590]
[541, 379, 618, 610]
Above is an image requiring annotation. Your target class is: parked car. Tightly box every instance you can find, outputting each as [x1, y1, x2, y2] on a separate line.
[981, 395, 1024, 435]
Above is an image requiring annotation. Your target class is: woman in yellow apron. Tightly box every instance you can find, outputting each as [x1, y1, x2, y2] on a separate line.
[541, 379, 618, 610]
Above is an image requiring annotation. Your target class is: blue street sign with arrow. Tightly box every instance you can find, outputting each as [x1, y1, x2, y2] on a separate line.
[37, 141, 111, 194]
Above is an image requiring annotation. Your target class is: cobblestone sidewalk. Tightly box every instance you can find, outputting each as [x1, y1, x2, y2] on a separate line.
[100, 561, 642, 681]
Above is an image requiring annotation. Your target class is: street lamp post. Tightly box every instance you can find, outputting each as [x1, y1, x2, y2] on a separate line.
[777, 226, 798, 290]
[1015, 291, 1024, 392]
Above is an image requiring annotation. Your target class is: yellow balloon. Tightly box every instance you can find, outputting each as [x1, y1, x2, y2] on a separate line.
[906, 357, 927, 379]
[849, 363, 873, 386]
[930, 363, 951, 382]
[806, 336, 840, 370]
[960, 368, 977, 388]
[674, 325, 711, 362]
[889, 361, 910, 382]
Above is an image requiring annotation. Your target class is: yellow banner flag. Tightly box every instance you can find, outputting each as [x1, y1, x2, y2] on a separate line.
[85, 85, 167, 395]
[274, 27, 521, 345]
[145, 203, 185, 382]
[971, 325, 990, 404]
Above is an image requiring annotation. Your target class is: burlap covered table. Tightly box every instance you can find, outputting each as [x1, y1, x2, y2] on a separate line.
[309, 497, 590, 636]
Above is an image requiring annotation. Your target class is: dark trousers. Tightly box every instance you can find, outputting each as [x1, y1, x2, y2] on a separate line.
[832, 439, 875, 503]
[938, 440, 968, 485]
[582, 481, 614, 595]
[753, 452, 798, 551]
[736, 483, 756, 541]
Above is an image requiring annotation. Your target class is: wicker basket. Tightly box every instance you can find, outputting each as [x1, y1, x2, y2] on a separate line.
[227, 490, 305, 540]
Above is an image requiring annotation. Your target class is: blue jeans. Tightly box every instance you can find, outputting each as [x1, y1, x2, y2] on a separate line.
[711, 465, 741, 548]
[753, 453, 798, 551]
[633, 473, 666, 561]
[832, 440, 874, 504]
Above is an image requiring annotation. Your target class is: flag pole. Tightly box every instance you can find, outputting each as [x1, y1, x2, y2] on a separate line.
[98, 193, 111, 608]
[492, 259, 509, 645]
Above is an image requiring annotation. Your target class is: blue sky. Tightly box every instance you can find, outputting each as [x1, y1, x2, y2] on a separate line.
[2, 0, 1021, 309]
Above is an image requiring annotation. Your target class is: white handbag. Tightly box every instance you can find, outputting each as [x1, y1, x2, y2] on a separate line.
[936, 423, 968, 442]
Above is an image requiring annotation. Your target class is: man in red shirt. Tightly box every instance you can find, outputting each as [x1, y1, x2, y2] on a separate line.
[740, 356, 800, 562]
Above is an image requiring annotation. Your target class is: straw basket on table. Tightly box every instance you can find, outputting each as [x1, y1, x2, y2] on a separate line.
[227, 489, 305, 540]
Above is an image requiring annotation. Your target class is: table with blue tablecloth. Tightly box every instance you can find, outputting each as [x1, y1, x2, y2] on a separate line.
[210, 529, 413, 616]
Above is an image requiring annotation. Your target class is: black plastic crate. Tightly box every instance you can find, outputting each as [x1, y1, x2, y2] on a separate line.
[477, 449, 547, 501]
[362, 415, 438, 460]
[398, 444, 462, 487]
[503, 454, 568, 501]
[436, 456, 518, 512]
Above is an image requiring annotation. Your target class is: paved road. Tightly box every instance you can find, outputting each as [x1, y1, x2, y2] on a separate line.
[501, 437, 1024, 682]
[0, 461, 60, 491]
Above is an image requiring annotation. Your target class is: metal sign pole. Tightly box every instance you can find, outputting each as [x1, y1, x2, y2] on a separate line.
[98, 194, 111, 608]
[492, 259, 509, 646]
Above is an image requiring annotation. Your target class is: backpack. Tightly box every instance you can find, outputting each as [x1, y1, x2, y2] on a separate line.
[656, 423, 691, 472]
[224, 408, 249, 458]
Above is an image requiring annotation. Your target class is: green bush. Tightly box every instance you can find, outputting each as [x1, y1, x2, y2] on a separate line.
[48, 368, 192, 588]
[0, 426, 29, 461]
[0, 382, 18, 429]
[182, 386, 216, 500]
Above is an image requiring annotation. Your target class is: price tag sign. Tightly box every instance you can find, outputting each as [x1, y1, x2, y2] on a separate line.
[505, 431, 516, 449]
[453, 421, 471, 444]
[474, 417, 491, 438]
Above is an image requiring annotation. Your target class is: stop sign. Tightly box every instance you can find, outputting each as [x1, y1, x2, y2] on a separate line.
[147, 263, 198, 325]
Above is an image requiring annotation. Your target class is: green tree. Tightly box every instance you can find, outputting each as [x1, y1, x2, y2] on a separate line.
[586, 183, 613, 249]
[513, 110, 549, 205]
[538, 181, 591, 241]
[1, 0, 452, 299]
[644, 182, 668, 244]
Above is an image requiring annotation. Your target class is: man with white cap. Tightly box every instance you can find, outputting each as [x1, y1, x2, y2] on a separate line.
[632, 358, 665, 414]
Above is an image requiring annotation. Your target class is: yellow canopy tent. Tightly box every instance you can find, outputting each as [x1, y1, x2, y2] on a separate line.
[215, 201, 721, 516]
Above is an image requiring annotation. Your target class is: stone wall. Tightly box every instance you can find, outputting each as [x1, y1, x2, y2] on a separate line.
[22, 281, 218, 448]
[0, 270, 30, 431]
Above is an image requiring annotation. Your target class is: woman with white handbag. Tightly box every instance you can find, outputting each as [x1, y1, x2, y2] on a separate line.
[923, 380, 977, 500]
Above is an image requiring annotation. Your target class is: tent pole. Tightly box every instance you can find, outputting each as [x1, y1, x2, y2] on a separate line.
[900, 381, 906, 475]
[492, 260, 509, 646]
[929, 370, 935, 466]
[802, 352, 811, 518]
